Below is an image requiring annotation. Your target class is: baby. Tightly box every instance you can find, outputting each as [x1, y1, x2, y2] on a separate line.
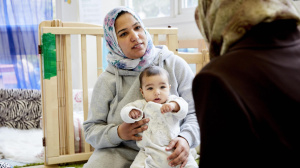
[120, 66, 198, 168]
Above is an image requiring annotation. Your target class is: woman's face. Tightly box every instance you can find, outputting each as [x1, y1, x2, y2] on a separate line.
[114, 13, 148, 59]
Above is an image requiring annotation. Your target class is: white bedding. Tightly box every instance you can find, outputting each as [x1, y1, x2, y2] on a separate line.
[0, 113, 85, 164]
[0, 89, 91, 164]
[0, 127, 44, 163]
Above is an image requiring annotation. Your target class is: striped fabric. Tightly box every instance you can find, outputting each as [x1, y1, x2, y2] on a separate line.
[0, 89, 42, 129]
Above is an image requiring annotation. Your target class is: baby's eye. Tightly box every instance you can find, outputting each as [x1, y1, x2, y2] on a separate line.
[147, 87, 153, 90]
[161, 86, 166, 89]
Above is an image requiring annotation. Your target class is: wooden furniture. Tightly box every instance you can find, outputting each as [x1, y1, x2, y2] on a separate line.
[38, 20, 209, 166]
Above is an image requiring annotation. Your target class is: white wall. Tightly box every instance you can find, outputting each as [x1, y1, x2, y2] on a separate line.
[295, 1, 300, 10]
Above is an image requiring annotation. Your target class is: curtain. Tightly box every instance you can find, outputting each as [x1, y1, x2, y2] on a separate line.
[0, 0, 53, 89]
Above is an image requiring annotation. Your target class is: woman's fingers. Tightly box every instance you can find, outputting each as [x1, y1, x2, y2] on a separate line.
[166, 139, 176, 151]
[118, 118, 149, 141]
[180, 158, 188, 168]
[166, 137, 190, 167]
[133, 118, 148, 132]
[129, 118, 149, 140]
[132, 118, 149, 128]
[118, 122, 133, 140]
[133, 125, 148, 134]
[131, 134, 143, 141]
[169, 149, 188, 167]
[167, 145, 182, 162]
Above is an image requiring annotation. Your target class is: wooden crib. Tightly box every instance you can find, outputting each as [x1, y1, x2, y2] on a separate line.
[38, 20, 209, 166]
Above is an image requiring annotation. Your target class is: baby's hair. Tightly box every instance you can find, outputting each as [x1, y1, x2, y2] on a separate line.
[139, 66, 170, 88]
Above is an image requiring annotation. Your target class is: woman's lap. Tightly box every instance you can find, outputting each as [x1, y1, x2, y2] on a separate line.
[84, 147, 137, 168]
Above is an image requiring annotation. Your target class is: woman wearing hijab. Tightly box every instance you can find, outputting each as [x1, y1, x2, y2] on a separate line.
[193, 0, 300, 167]
[83, 7, 200, 168]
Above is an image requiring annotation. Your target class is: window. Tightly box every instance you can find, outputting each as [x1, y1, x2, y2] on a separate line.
[123, 0, 198, 26]
[125, 0, 171, 19]
[181, 0, 198, 8]
[0, 0, 53, 89]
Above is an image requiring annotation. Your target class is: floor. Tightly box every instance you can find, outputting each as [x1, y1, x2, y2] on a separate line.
[26, 166, 59, 168]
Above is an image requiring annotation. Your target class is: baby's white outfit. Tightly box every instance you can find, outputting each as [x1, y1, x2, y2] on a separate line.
[121, 95, 198, 168]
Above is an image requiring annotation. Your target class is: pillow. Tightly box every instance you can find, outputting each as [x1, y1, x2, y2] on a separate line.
[72, 89, 93, 112]
[73, 111, 85, 153]
[72, 88, 93, 153]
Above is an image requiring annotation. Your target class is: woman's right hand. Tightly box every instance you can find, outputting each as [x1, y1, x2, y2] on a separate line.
[117, 118, 149, 141]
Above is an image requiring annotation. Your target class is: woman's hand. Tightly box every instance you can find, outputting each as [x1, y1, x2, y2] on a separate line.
[166, 136, 190, 168]
[117, 118, 149, 141]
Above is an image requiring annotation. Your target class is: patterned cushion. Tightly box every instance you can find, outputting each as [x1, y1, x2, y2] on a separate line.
[0, 89, 42, 129]
[0, 161, 11, 168]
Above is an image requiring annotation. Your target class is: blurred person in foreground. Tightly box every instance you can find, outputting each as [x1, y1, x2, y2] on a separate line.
[193, 0, 300, 167]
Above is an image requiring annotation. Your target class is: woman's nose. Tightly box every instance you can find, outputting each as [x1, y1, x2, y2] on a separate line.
[130, 31, 139, 42]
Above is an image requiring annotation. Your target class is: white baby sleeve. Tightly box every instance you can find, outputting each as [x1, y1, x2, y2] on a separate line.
[167, 95, 188, 120]
[120, 100, 145, 123]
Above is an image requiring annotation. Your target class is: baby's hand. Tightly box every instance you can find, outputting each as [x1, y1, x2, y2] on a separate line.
[161, 102, 180, 114]
[129, 109, 141, 119]
[161, 103, 174, 114]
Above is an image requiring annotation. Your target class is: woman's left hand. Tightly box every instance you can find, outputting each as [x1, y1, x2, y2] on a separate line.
[166, 136, 190, 168]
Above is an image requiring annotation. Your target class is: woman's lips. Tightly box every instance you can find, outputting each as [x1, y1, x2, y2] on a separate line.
[132, 43, 143, 49]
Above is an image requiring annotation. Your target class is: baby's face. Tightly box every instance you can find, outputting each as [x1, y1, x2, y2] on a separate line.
[140, 74, 170, 104]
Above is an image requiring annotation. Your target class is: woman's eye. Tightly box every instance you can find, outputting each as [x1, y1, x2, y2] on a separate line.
[135, 26, 142, 30]
[120, 32, 127, 37]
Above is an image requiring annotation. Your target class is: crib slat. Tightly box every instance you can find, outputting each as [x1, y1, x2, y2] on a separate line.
[81, 34, 88, 115]
[153, 34, 159, 46]
[47, 152, 93, 165]
[57, 34, 66, 155]
[147, 28, 177, 34]
[167, 34, 178, 54]
[64, 34, 75, 155]
[42, 27, 103, 35]
[38, 22, 51, 145]
[97, 35, 103, 77]
[81, 34, 91, 153]
[40, 21, 61, 158]
[43, 78, 60, 158]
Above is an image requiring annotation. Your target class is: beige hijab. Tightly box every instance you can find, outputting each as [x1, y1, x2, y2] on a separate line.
[195, 0, 300, 58]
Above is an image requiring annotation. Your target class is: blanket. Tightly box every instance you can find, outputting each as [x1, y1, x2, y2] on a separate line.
[0, 127, 43, 163]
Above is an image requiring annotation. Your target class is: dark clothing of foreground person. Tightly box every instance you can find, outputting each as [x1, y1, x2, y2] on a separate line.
[193, 0, 300, 167]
